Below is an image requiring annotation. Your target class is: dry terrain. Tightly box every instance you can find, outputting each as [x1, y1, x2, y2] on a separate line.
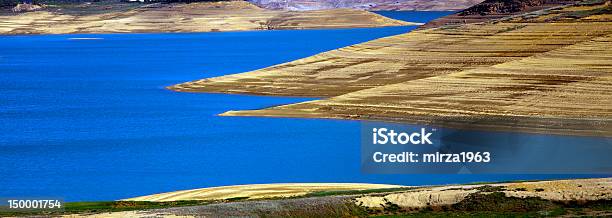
[63, 178, 611, 217]
[0, 1, 411, 34]
[172, 0, 612, 136]
[355, 178, 612, 208]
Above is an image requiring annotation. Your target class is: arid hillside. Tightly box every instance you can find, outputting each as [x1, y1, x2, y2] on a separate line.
[249, 0, 485, 11]
[0, 1, 410, 34]
[171, 0, 612, 136]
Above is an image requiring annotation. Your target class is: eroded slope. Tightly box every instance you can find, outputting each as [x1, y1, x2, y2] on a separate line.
[173, 1, 612, 136]
[171, 1, 612, 98]
[224, 34, 612, 136]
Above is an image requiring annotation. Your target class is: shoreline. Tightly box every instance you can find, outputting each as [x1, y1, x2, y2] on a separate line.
[219, 109, 612, 138]
[0, 24, 417, 37]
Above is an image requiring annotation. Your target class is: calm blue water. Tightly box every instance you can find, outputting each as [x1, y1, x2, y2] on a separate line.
[374, 11, 456, 23]
[0, 13, 600, 202]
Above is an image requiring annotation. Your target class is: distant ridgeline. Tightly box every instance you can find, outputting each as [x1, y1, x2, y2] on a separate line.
[1, 0, 231, 7]
[1, 0, 486, 10]
[248, 0, 486, 11]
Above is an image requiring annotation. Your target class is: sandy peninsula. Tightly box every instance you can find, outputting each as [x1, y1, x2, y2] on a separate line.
[123, 183, 404, 202]
[0, 1, 412, 34]
[170, 0, 612, 136]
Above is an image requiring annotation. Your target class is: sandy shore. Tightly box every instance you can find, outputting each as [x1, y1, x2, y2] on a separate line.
[123, 183, 404, 202]
[171, 1, 612, 136]
[0, 1, 412, 35]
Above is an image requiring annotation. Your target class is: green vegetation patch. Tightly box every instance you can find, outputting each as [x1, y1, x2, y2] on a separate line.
[224, 196, 250, 202]
[368, 192, 612, 218]
[564, 3, 612, 19]
[303, 187, 417, 198]
[0, 200, 211, 217]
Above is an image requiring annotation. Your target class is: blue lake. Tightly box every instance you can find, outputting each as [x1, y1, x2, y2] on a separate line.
[374, 11, 456, 23]
[0, 13, 602, 202]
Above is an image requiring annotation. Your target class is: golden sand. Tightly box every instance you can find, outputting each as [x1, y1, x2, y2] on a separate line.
[123, 183, 403, 202]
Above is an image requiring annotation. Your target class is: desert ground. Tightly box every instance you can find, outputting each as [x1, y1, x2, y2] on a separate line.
[171, 0, 612, 136]
[0, 1, 411, 34]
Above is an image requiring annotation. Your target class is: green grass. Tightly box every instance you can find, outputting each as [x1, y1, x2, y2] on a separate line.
[224, 196, 250, 202]
[0, 200, 211, 217]
[367, 192, 612, 218]
[0, 187, 416, 216]
[303, 187, 417, 198]
[565, 3, 612, 19]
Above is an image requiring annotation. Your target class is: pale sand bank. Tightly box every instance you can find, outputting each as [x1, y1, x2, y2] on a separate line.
[123, 183, 404, 202]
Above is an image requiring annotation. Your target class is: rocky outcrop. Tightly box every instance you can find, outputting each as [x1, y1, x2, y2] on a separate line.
[356, 178, 612, 210]
[459, 0, 578, 15]
[11, 3, 43, 13]
[421, 0, 581, 28]
[355, 189, 478, 208]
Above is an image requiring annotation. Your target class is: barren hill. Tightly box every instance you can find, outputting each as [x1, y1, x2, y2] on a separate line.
[171, 0, 612, 136]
